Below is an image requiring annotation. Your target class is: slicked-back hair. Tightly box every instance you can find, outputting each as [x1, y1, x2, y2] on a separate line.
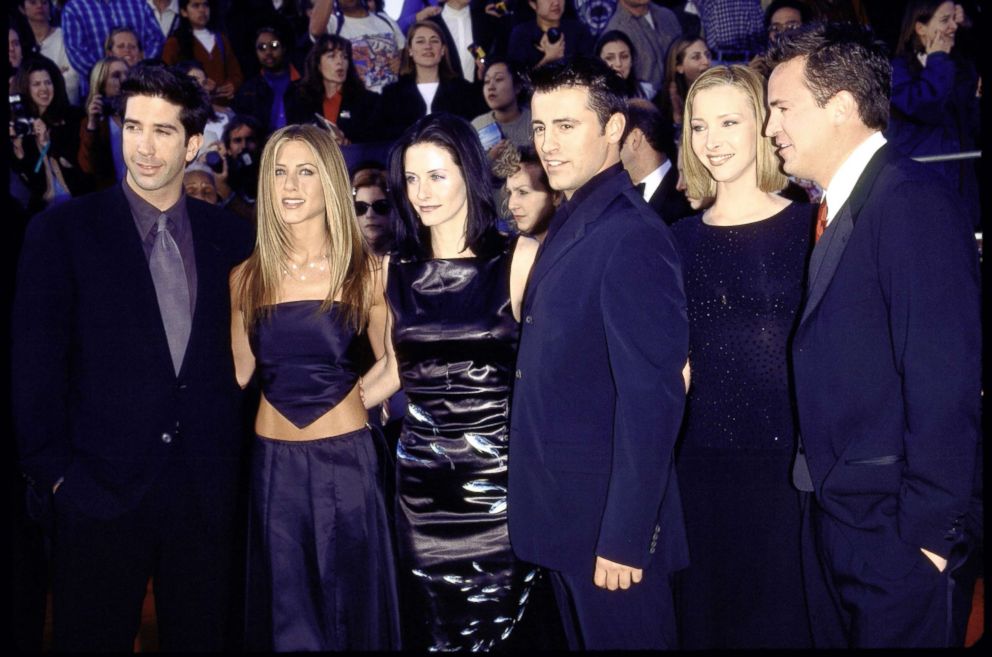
[238, 124, 374, 333]
[527, 55, 628, 131]
[387, 113, 502, 260]
[120, 63, 212, 141]
[622, 99, 676, 159]
[680, 65, 788, 200]
[766, 22, 891, 130]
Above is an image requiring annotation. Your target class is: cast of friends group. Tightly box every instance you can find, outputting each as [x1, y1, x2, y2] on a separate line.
[12, 21, 980, 653]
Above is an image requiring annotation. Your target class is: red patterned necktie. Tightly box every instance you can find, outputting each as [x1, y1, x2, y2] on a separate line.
[814, 199, 828, 244]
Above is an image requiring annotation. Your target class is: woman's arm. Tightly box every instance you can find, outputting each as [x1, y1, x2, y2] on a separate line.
[361, 256, 401, 408]
[229, 264, 256, 389]
[309, 0, 335, 39]
[509, 235, 539, 322]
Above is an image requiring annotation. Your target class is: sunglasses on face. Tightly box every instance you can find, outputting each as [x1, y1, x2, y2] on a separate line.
[355, 199, 391, 215]
[256, 41, 282, 52]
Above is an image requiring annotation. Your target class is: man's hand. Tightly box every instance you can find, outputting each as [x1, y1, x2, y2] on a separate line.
[594, 556, 643, 591]
[415, 5, 442, 21]
[536, 32, 566, 66]
[921, 547, 947, 572]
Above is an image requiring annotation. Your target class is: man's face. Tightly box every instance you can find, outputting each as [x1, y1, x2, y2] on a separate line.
[255, 31, 284, 71]
[110, 31, 142, 66]
[530, 0, 563, 24]
[122, 95, 201, 203]
[766, 56, 834, 187]
[531, 85, 623, 199]
[767, 7, 802, 43]
[227, 124, 257, 158]
[184, 170, 219, 204]
[20, 0, 51, 23]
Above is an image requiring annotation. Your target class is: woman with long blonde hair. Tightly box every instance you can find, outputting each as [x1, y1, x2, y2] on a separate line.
[671, 64, 815, 649]
[231, 124, 400, 651]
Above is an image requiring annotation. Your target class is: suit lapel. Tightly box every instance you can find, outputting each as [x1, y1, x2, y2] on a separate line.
[524, 173, 630, 312]
[799, 144, 894, 326]
[182, 202, 224, 377]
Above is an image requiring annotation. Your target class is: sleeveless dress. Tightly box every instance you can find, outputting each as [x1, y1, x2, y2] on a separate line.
[670, 204, 815, 649]
[244, 300, 401, 651]
[386, 236, 538, 651]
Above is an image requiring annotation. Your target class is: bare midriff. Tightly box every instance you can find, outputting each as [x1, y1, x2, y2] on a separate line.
[255, 384, 368, 441]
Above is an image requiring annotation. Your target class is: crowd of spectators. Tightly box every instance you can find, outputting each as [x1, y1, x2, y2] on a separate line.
[7, 0, 984, 230]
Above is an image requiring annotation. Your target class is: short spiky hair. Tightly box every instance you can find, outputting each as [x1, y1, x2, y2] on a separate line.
[766, 22, 891, 130]
[119, 63, 212, 141]
[527, 55, 628, 130]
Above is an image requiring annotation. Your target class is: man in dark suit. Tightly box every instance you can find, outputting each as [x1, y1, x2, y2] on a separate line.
[508, 56, 689, 650]
[765, 23, 981, 648]
[12, 64, 254, 651]
[620, 97, 693, 225]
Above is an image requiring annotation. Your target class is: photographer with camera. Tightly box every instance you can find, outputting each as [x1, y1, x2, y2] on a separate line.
[77, 56, 129, 190]
[507, 0, 593, 70]
[195, 114, 259, 221]
[11, 55, 90, 215]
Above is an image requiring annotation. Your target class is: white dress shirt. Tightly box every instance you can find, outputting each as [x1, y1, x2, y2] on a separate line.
[638, 158, 673, 202]
[822, 131, 887, 226]
[147, 0, 179, 37]
[442, 3, 475, 83]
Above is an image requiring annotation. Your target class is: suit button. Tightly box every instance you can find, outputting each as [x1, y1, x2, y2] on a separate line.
[525, 316, 533, 324]
[177, 383, 187, 390]
[161, 432, 173, 444]
[516, 369, 522, 379]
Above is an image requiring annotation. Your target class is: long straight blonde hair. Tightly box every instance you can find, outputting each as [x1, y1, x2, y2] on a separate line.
[236, 124, 374, 332]
[679, 65, 788, 201]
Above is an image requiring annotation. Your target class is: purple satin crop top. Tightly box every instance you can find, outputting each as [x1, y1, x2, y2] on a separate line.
[250, 300, 362, 428]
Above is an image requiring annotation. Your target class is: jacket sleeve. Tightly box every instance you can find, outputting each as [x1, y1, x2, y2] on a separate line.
[222, 34, 244, 91]
[594, 218, 689, 568]
[890, 53, 956, 126]
[12, 208, 76, 491]
[877, 177, 981, 558]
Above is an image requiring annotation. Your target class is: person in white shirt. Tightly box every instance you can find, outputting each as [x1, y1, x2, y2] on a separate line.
[309, 0, 405, 93]
[147, 0, 181, 38]
[18, 0, 82, 105]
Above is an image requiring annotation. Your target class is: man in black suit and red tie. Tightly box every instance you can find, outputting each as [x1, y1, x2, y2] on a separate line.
[765, 22, 981, 648]
[620, 97, 694, 225]
[12, 64, 254, 651]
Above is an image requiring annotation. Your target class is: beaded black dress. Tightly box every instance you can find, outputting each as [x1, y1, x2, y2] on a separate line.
[386, 234, 536, 651]
[670, 203, 815, 649]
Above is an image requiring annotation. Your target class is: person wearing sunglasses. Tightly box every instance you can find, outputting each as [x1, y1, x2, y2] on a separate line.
[232, 26, 301, 139]
[351, 167, 395, 257]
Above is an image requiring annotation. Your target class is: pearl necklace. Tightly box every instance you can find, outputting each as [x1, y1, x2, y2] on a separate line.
[282, 253, 329, 281]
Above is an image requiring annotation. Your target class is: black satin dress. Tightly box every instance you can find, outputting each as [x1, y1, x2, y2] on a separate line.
[386, 236, 537, 651]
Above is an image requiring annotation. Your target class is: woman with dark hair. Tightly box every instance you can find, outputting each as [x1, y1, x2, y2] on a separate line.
[375, 21, 483, 141]
[361, 113, 540, 651]
[162, 0, 243, 105]
[77, 55, 129, 190]
[887, 0, 980, 227]
[8, 16, 37, 93]
[595, 30, 652, 100]
[471, 58, 532, 150]
[286, 33, 378, 144]
[10, 55, 89, 213]
[660, 36, 712, 137]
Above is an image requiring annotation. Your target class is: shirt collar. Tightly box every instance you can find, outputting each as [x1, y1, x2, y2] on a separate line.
[823, 131, 886, 225]
[121, 177, 190, 243]
[637, 159, 672, 201]
[148, 0, 180, 16]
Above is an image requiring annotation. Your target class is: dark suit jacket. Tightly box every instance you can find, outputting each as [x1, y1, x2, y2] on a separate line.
[647, 167, 693, 225]
[427, 2, 510, 83]
[791, 144, 981, 579]
[12, 185, 254, 521]
[374, 74, 486, 140]
[231, 67, 301, 138]
[508, 166, 689, 578]
[284, 80, 381, 144]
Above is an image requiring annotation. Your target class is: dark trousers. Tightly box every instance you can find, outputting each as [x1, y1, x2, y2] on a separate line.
[52, 459, 236, 651]
[547, 565, 677, 650]
[800, 493, 974, 648]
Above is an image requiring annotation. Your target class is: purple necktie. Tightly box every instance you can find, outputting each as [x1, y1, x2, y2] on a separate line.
[149, 213, 191, 374]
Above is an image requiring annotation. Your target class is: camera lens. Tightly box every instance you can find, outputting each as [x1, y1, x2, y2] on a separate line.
[205, 151, 224, 173]
[547, 27, 562, 44]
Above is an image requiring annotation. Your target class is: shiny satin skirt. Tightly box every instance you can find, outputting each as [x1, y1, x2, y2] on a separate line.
[396, 408, 537, 651]
[245, 427, 401, 651]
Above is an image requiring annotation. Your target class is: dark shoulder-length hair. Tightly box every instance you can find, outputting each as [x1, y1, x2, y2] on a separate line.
[175, 0, 221, 61]
[300, 34, 365, 105]
[595, 29, 642, 99]
[387, 113, 502, 260]
[16, 55, 71, 122]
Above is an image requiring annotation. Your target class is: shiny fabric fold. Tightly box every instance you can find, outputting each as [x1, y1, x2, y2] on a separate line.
[244, 428, 401, 651]
[250, 301, 362, 428]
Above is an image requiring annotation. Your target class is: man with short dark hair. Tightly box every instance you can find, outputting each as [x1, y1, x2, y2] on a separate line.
[232, 27, 301, 137]
[509, 56, 689, 650]
[620, 97, 692, 224]
[766, 22, 981, 648]
[12, 64, 254, 651]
